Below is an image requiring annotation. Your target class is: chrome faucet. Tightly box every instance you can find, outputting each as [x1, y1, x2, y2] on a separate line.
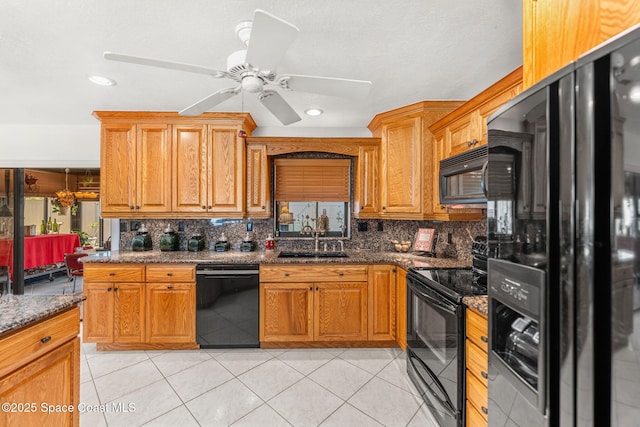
[314, 230, 320, 252]
[337, 240, 344, 252]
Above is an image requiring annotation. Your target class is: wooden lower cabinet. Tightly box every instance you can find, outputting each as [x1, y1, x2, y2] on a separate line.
[0, 307, 81, 427]
[260, 283, 313, 342]
[368, 265, 396, 341]
[260, 264, 401, 346]
[260, 282, 367, 342]
[466, 307, 489, 426]
[83, 263, 197, 350]
[146, 283, 196, 343]
[315, 282, 367, 341]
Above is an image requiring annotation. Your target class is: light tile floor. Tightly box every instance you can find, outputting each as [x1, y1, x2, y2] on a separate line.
[29, 274, 440, 426]
[80, 342, 439, 427]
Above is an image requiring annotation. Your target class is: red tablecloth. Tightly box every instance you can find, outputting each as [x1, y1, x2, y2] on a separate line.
[0, 234, 81, 279]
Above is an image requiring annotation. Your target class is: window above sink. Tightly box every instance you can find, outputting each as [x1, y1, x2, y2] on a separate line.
[273, 158, 351, 239]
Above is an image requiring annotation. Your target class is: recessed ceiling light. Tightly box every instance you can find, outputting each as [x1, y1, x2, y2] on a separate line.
[304, 108, 323, 116]
[88, 75, 116, 86]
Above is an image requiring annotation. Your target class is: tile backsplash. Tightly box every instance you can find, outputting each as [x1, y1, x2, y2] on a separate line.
[119, 217, 486, 263]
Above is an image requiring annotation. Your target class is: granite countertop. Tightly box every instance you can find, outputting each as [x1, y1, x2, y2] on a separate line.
[0, 294, 86, 336]
[463, 295, 488, 317]
[81, 249, 470, 271]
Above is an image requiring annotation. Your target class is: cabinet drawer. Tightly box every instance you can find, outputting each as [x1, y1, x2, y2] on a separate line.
[466, 307, 488, 351]
[84, 264, 145, 282]
[146, 264, 195, 282]
[466, 399, 488, 426]
[466, 339, 488, 387]
[260, 265, 368, 282]
[466, 369, 488, 421]
[0, 307, 79, 378]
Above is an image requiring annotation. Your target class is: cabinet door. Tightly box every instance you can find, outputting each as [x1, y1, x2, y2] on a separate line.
[101, 123, 136, 214]
[146, 283, 195, 343]
[315, 282, 367, 341]
[246, 144, 270, 217]
[381, 116, 422, 214]
[368, 265, 396, 341]
[136, 123, 171, 213]
[172, 124, 209, 212]
[209, 126, 244, 214]
[113, 283, 145, 343]
[260, 283, 313, 342]
[0, 338, 80, 427]
[355, 144, 380, 215]
[83, 283, 114, 343]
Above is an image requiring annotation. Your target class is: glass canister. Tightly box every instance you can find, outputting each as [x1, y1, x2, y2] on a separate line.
[159, 224, 179, 251]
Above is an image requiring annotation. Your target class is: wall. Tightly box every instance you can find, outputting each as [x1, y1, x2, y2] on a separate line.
[0, 124, 100, 168]
[119, 217, 486, 264]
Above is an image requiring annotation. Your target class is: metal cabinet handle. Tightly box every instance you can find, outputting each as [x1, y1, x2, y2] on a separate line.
[309, 287, 312, 291]
[136, 205, 140, 210]
[107, 287, 112, 292]
[202, 206, 206, 209]
[129, 205, 134, 210]
[208, 205, 212, 209]
[338, 272, 344, 277]
[114, 287, 118, 292]
[284, 273, 290, 277]
[316, 286, 319, 291]
[467, 138, 478, 147]
[261, 206, 265, 209]
[481, 406, 488, 415]
[167, 273, 173, 276]
[109, 272, 116, 276]
[481, 335, 488, 343]
[40, 336, 52, 344]
[167, 285, 173, 289]
[481, 371, 488, 379]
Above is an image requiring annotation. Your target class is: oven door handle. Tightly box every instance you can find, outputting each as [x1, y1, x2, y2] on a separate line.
[408, 350, 456, 414]
[408, 279, 457, 314]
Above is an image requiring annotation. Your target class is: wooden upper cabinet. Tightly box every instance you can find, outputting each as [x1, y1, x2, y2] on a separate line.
[95, 111, 256, 218]
[523, 0, 640, 88]
[380, 116, 422, 215]
[368, 101, 462, 220]
[355, 144, 380, 215]
[173, 124, 245, 214]
[428, 67, 523, 221]
[137, 124, 172, 213]
[246, 143, 270, 217]
[173, 124, 209, 213]
[100, 123, 171, 216]
[209, 126, 245, 213]
[100, 123, 136, 214]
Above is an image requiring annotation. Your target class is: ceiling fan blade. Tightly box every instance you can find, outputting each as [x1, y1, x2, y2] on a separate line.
[104, 52, 231, 78]
[257, 90, 301, 125]
[179, 87, 239, 116]
[244, 10, 299, 72]
[279, 74, 372, 99]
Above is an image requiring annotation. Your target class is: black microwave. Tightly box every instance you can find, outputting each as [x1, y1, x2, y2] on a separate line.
[439, 145, 488, 206]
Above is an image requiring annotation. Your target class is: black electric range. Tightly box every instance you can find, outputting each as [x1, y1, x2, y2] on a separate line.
[407, 267, 487, 303]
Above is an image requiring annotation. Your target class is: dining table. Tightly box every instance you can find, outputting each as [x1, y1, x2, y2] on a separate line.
[0, 233, 81, 280]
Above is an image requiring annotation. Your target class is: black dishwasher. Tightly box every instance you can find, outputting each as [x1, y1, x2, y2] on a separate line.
[196, 264, 260, 348]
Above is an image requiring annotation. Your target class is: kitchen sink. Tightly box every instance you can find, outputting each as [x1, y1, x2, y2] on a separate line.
[277, 251, 348, 258]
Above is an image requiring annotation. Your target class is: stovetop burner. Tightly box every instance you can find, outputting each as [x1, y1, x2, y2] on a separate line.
[409, 267, 487, 301]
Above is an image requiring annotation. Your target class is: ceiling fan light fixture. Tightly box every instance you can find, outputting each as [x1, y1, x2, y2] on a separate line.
[88, 74, 116, 86]
[304, 108, 323, 116]
[242, 75, 263, 93]
[235, 20, 253, 46]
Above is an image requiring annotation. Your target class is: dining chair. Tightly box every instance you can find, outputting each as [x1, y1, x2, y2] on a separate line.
[63, 253, 88, 295]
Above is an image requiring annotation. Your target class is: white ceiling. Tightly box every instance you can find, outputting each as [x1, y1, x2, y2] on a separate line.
[0, 0, 522, 136]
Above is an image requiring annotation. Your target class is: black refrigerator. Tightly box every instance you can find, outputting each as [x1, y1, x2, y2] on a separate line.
[485, 26, 640, 427]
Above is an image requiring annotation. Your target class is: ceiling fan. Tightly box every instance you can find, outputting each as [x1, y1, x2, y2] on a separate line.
[104, 9, 372, 125]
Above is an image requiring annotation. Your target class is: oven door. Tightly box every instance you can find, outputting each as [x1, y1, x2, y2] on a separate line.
[406, 273, 464, 427]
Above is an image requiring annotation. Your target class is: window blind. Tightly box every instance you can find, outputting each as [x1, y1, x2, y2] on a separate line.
[274, 158, 350, 202]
